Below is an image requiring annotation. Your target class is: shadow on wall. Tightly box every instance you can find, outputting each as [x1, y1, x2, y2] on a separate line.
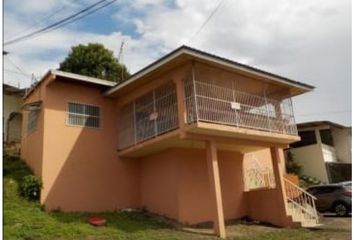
[41, 82, 141, 213]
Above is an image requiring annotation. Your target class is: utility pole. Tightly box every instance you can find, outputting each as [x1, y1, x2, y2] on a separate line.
[118, 39, 125, 82]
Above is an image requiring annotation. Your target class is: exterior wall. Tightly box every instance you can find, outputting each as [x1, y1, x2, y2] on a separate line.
[140, 147, 289, 226]
[290, 144, 328, 183]
[21, 84, 46, 176]
[4, 94, 22, 142]
[332, 127, 352, 163]
[20, 79, 141, 212]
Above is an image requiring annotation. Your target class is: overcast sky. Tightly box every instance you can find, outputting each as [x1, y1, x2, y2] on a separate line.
[4, 0, 352, 126]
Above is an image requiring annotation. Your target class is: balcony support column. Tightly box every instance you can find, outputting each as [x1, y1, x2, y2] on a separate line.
[174, 79, 187, 131]
[206, 140, 226, 238]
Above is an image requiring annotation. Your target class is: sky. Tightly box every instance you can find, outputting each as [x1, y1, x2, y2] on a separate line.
[3, 0, 352, 126]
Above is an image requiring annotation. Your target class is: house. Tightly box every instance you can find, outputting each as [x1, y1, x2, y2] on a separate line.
[288, 121, 352, 183]
[21, 46, 318, 238]
[4, 83, 25, 150]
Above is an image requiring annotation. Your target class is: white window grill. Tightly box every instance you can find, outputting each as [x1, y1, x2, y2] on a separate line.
[184, 77, 297, 135]
[67, 102, 100, 128]
[118, 81, 178, 150]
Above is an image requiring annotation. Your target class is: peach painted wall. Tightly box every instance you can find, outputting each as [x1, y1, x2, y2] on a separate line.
[24, 80, 141, 211]
[140, 148, 248, 225]
[21, 82, 47, 176]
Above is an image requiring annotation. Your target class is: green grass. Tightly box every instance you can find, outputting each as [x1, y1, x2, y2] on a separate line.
[4, 155, 350, 240]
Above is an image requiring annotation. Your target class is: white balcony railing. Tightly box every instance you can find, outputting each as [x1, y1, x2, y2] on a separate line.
[184, 78, 298, 136]
[118, 77, 298, 150]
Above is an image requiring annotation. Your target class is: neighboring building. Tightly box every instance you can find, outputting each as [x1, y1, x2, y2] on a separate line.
[288, 121, 352, 183]
[21, 46, 317, 238]
[4, 84, 25, 146]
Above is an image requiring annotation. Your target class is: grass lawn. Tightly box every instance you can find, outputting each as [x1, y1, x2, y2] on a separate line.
[4, 155, 351, 240]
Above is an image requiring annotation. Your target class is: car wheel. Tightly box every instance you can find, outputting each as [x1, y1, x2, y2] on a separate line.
[334, 202, 349, 216]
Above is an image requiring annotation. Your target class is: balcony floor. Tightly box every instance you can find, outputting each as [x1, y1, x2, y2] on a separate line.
[118, 122, 299, 158]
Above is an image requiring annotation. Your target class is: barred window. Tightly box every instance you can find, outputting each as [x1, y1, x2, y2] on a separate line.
[67, 102, 100, 128]
[27, 110, 39, 134]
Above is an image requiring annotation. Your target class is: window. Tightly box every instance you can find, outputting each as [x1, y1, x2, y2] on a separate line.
[290, 130, 317, 148]
[67, 102, 100, 128]
[320, 129, 334, 146]
[27, 110, 39, 134]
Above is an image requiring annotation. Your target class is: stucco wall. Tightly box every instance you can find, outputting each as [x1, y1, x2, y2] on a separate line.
[290, 144, 329, 183]
[21, 84, 46, 176]
[332, 127, 351, 163]
[38, 80, 140, 211]
[4, 94, 22, 141]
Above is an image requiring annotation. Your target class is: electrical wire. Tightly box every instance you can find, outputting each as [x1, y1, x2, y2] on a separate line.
[297, 110, 351, 116]
[6, 0, 81, 40]
[4, 0, 116, 46]
[186, 0, 227, 44]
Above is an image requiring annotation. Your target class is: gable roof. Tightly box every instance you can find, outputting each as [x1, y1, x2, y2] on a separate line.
[24, 69, 115, 99]
[105, 45, 315, 97]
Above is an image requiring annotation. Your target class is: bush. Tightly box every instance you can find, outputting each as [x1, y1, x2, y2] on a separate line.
[20, 175, 43, 201]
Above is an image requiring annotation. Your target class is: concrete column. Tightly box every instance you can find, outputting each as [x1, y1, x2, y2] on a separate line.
[206, 140, 226, 238]
[174, 79, 187, 130]
[270, 147, 291, 226]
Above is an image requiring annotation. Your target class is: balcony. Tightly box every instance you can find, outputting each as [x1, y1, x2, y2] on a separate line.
[118, 77, 299, 154]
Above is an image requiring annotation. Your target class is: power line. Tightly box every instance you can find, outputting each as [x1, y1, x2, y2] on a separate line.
[6, 0, 81, 40]
[4, 0, 116, 46]
[4, 68, 32, 77]
[5, 55, 30, 77]
[186, 0, 227, 44]
[47, 0, 117, 33]
[297, 110, 351, 116]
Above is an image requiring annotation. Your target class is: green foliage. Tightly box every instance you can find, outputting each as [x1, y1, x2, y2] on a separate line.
[59, 43, 130, 83]
[285, 151, 302, 175]
[20, 175, 43, 201]
[300, 175, 322, 188]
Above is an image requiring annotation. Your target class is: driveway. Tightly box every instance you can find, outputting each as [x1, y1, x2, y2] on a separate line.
[317, 215, 351, 240]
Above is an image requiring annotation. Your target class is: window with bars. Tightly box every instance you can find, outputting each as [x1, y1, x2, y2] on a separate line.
[67, 102, 100, 128]
[27, 110, 39, 134]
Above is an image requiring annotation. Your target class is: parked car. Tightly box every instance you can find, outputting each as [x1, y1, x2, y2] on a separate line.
[306, 183, 351, 216]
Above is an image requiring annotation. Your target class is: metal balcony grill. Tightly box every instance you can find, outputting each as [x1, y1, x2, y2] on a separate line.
[184, 77, 297, 135]
[118, 81, 178, 150]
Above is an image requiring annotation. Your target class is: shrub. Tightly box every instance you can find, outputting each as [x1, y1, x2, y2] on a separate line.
[20, 175, 43, 200]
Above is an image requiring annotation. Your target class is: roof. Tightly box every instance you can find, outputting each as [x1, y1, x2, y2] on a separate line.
[297, 121, 351, 130]
[4, 83, 25, 96]
[24, 70, 116, 99]
[105, 45, 315, 97]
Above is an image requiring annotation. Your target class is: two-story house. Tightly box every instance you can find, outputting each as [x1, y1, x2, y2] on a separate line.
[21, 46, 317, 238]
[288, 121, 351, 183]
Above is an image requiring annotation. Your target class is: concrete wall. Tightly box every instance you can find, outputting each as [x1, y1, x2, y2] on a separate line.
[40, 80, 140, 211]
[332, 127, 352, 163]
[140, 147, 288, 226]
[21, 83, 46, 176]
[4, 94, 22, 141]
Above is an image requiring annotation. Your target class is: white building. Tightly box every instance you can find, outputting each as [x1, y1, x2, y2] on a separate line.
[4, 84, 25, 145]
[288, 121, 351, 183]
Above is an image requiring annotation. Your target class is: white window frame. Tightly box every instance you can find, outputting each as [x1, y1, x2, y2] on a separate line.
[66, 102, 101, 129]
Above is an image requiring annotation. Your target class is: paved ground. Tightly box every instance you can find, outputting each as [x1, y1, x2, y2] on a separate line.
[317, 215, 352, 240]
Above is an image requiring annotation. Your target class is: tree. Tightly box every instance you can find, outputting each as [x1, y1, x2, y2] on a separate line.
[59, 43, 130, 83]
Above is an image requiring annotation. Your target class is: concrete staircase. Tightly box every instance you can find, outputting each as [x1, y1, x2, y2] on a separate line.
[283, 178, 321, 227]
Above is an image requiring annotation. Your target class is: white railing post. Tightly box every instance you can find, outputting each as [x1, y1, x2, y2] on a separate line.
[263, 89, 272, 133]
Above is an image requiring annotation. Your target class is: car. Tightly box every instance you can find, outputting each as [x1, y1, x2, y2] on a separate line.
[306, 183, 352, 216]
